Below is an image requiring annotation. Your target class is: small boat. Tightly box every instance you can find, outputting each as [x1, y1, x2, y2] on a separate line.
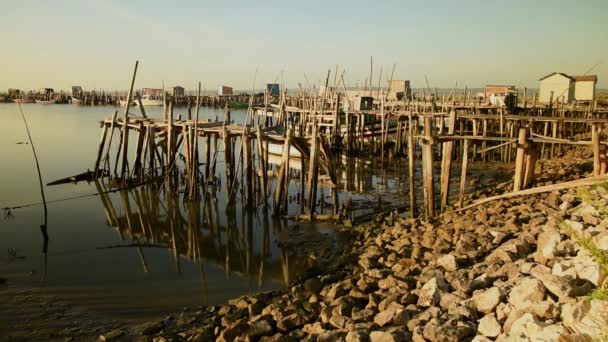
[35, 99, 56, 104]
[120, 94, 163, 107]
[138, 95, 163, 106]
[13, 98, 34, 104]
[230, 101, 249, 109]
[71, 97, 82, 104]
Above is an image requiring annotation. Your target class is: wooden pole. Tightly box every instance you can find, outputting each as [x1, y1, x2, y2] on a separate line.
[422, 116, 435, 219]
[459, 139, 469, 208]
[119, 61, 139, 178]
[94, 123, 109, 176]
[513, 128, 527, 191]
[440, 111, 456, 210]
[523, 142, 537, 188]
[307, 124, 320, 220]
[256, 125, 268, 208]
[593, 124, 600, 176]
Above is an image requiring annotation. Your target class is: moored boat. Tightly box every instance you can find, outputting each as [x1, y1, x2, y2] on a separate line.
[35, 99, 56, 104]
[13, 98, 34, 104]
[71, 97, 82, 104]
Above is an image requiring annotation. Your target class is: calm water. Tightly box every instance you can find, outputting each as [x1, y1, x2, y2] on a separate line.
[0, 103, 422, 326]
[0, 103, 508, 330]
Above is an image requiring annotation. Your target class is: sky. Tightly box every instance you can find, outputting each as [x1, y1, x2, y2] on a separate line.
[1, 0, 607, 91]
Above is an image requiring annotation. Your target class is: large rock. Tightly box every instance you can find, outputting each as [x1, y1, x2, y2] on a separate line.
[373, 305, 409, 327]
[477, 314, 501, 338]
[573, 254, 606, 286]
[507, 278, 546, 309]
[471, 287, 502, 314]
[561, 299, 608, 339]
[535, 229, 561, 262]
[417, 276, 447, 307]
[369, 330, 407, 342]
[531, 272, 575, 299]
[437, 254, 458, 271]
[346, 331, 371, 342]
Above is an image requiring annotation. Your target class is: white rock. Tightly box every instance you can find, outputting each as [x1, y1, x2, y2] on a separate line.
[508, 278, 546, 309]
[472, 287, 502, 314]
[593, 231, 608, 250]
[573, 254, 606, 286]
[561, 299, 608, 339]
[437, 254, 457, 271]
[417, 276, 445, 307]
[536, 229, 561, 260]
[509, 313, 544, 337]
[552, 260, 577, 279]
[478, 314, 502, 337]
[564, 219, 584, 234]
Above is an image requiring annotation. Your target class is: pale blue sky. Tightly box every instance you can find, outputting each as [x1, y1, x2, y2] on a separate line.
[2, 0, 606, 91]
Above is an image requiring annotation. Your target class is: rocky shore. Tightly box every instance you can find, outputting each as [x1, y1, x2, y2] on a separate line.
[91, 147, 607, 342]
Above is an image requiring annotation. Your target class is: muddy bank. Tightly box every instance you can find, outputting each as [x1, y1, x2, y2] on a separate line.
[82, 147, 606, 341]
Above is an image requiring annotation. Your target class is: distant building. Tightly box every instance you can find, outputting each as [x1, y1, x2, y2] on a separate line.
[218, 85, 233, 96]
[8, 88, 20, 97]
[484, 85, 515, 99]
[170, 86, 185, 97]
[342, 96, 373, 111]
[142, 88, 164, 98]
[572, 75, 597, 101]
[72, 86, 83, 96]
[538, 72, 597, 103]
[266, 83, 280, 97]
[387, 80, 411, 100]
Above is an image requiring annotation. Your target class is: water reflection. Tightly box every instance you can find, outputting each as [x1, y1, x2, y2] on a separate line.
[92, 177, 315, 298]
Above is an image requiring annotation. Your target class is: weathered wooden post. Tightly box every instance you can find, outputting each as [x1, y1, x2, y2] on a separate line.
[513, 128, 528, 191]
[459, 139, 469, 208]
[440, 110, 456, 211]
[593, 124, 600, 176]
[132, 122, 145, 176]
[274, 129, 292, 213]
[307, 125, 320, 220]
[119, 60, 139, 178]
[256, 125, 268, 208]
[94, 122, 109, 176]
[523, 142, 537, 188]
[407, 115, 416, 218]
[422, 116, 435, 219]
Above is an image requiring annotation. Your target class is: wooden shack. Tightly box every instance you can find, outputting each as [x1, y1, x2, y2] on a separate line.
[572, 75, 597, 101]
[218, 85, 233, 96]
[266, 83, 280, 97]
[387, 80, 411, 100]
[343, 96, 373, 111]
[170, 86, 185, 97]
